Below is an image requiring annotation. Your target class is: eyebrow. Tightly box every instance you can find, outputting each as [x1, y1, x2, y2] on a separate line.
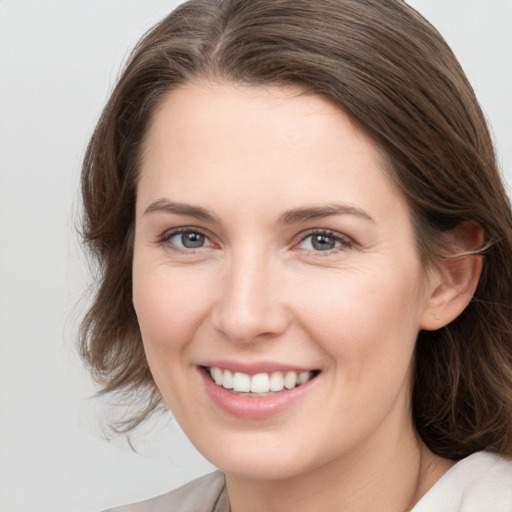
[278, 203, 374, 224]
[143, 198, 374, 224]
[143, 199, 219, 222]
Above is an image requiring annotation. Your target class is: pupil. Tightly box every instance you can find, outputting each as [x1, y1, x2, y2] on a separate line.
[182, 232, 204, 248]
[312, 234, 335, 251]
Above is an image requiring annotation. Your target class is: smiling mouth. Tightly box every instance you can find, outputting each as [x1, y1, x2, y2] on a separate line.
[204, 366, 321, 396]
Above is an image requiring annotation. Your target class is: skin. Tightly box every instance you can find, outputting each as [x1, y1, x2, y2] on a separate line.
[132, 82, 479, 511]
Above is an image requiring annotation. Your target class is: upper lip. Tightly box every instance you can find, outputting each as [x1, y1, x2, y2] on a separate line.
[199, 360, 319, 375]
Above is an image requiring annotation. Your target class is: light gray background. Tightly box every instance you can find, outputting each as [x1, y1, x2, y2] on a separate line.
[0, 1, 510, 511]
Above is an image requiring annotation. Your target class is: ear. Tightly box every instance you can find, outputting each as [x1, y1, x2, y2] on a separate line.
[420, 222, 484, 331]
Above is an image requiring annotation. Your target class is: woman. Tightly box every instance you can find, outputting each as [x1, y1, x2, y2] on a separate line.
[79, 0, 512, 510]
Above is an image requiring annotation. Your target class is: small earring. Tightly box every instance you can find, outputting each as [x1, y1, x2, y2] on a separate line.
[434, 312, 441, 320]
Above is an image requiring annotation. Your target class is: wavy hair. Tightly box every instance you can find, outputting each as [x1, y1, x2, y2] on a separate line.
[80, 0, 512, 458]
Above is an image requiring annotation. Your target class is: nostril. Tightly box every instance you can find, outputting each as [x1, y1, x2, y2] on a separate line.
[211, 311, 290, 344]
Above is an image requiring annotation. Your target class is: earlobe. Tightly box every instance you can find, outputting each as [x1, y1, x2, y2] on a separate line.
[420, 222, 484, 331]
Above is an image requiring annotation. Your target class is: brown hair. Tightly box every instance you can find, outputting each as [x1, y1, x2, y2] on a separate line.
[80, 0, 512, 459]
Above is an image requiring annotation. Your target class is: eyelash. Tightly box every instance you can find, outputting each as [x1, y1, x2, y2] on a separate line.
[157, 227, 354, 255]
[295, 229, 354, 255]
[158, 227, 213, 254]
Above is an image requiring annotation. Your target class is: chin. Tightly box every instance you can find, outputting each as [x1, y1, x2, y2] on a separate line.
[191, 429, 330, 482]
[216, 454, 311, 482]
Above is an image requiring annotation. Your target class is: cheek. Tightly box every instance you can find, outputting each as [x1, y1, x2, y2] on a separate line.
[132, 264, 211, 355]
[292, 266, 425, 374]
[131, 263, 217, 414]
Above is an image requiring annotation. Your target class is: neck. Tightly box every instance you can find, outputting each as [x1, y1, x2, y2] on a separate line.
[225, 423, 453, 512]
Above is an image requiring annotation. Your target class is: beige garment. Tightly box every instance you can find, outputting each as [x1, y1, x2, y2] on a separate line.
[103, 471, 229, 512]
[104, 451, 512, 511]
[410, 451, 512, 511]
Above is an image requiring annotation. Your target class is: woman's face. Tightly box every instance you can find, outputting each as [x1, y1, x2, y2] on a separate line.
[133, 83, 439, 480]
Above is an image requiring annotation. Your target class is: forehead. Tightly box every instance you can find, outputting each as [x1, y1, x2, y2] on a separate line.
[142, 82, 359, 163]
[137, 81, 409, 226]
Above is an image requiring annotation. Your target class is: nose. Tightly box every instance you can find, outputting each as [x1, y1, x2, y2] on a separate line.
[211, 250, 291, 344]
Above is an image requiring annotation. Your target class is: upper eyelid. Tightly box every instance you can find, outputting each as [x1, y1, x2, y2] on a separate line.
[295, 228, 354, 245]
[159, 226, 210, 241]
[157, 227, 216, 253]
[156, 226, 208, 248]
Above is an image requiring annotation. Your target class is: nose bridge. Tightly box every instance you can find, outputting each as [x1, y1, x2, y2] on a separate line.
[212, 244, 289, 343]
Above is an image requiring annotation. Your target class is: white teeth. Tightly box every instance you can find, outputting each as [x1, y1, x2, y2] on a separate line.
[208, 367, 316, 394]
[211, 367, 223, 386]
[269, 372, 284, 391]
[250, 373, 270, 393]
[298, 371, 312, 385]
[284, 371, 297, 389]
[222, 370, 234, 389]
[233, 372, 251, 392]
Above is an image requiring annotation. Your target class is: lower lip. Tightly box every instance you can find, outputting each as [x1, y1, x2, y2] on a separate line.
[200, 368, 318, 420]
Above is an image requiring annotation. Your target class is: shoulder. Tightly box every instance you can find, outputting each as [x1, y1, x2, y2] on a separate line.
[103, 471, 228, 512]
[413, 451, 512, 512]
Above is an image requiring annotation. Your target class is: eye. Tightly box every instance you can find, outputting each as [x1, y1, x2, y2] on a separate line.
[297, 230, 352, 252]
[160, 228, 214, 250]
